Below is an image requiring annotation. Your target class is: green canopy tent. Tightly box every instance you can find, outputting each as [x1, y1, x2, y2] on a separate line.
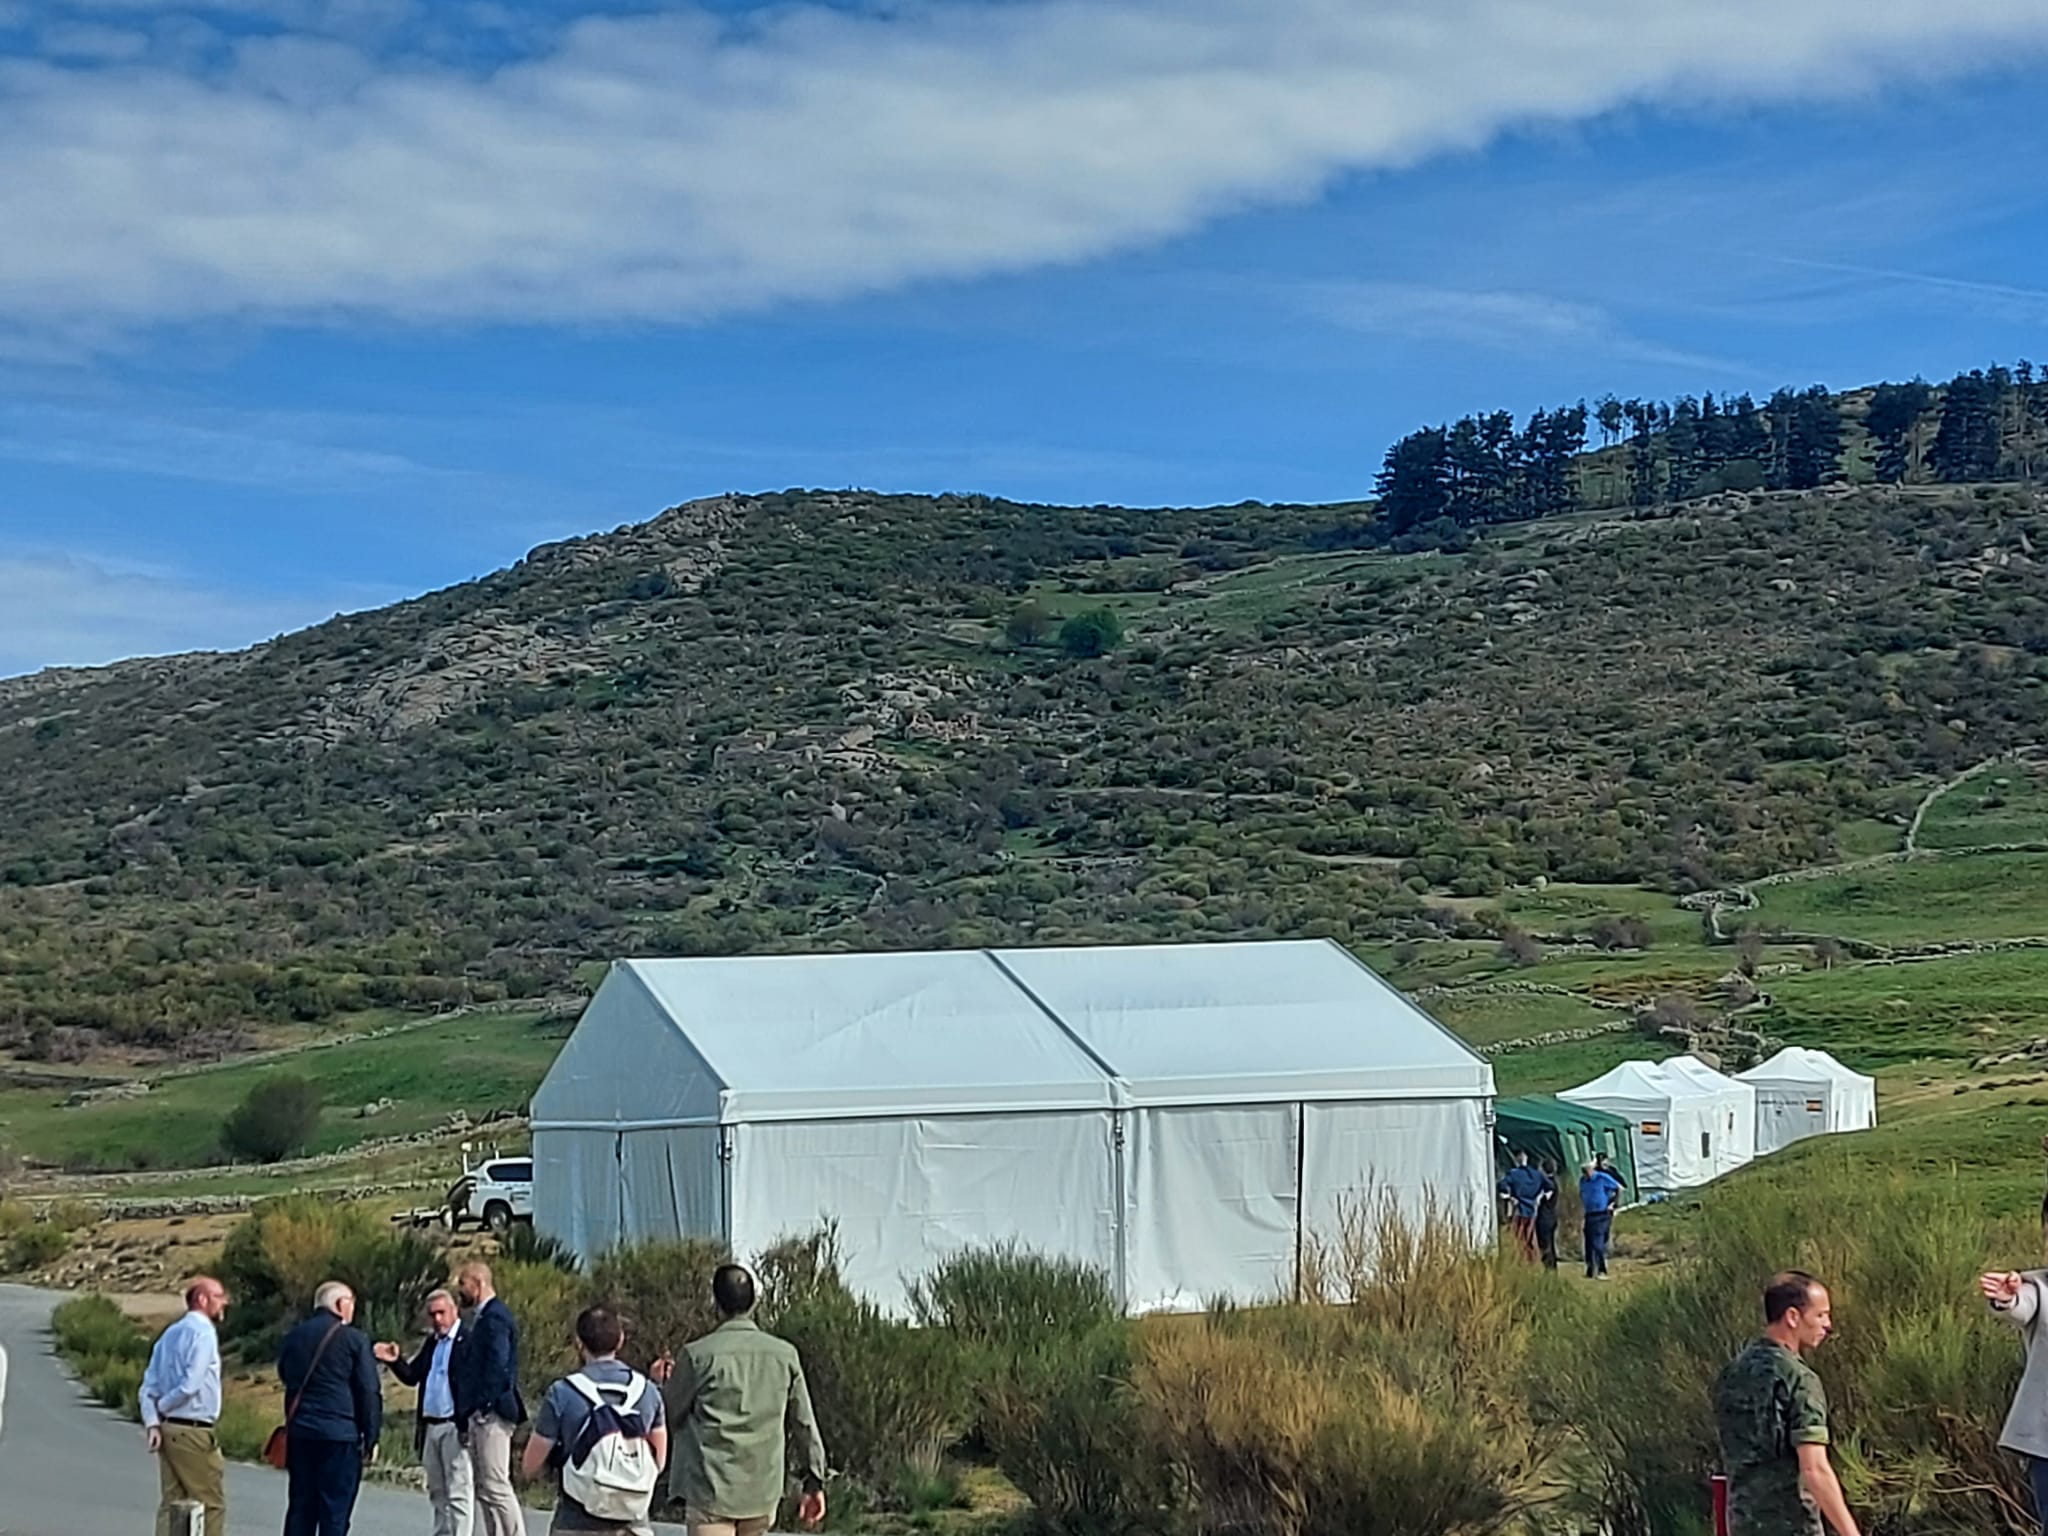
[1493, 1094, 1639, 1200]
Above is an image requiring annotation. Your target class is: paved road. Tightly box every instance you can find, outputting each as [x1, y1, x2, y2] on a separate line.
[0, 1284, 698, 1536]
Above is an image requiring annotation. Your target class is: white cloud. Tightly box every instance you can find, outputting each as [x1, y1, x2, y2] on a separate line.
[1295, 280, 1745, 373]
[0, 401, 470, 489]
[0, 548, 397, 676]
[1, 0, 2046, 337]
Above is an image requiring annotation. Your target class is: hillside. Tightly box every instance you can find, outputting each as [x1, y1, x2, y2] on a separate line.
[2, 479, 2046, 1055]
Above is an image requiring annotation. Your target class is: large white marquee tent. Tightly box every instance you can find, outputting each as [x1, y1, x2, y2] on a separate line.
[1738, 1047, 1877, 1153]
[1560, 1055, 1756, 1190]
[530, 939, 1496, 1313]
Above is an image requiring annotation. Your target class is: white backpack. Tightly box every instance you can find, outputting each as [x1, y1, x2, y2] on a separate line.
[559, 1370, 659, 1522]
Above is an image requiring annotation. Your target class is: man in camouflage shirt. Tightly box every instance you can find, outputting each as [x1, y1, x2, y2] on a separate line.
[1713, 1271, 1861, 1536]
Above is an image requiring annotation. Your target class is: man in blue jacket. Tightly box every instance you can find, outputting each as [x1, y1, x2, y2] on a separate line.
[277, 1280, 383, 1536]
[455, 1261, 527, 1536]
[1579, 1158, 1626, 1280]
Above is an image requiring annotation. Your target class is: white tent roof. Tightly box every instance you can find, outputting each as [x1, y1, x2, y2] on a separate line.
[532, 939, 1491, 1127]
[1661, 1054, 1754, 1096]
[1561, 1059, 1680, 1107]
[992, 940, 1491, 1105]
[1738, 1047, 1873, 1089]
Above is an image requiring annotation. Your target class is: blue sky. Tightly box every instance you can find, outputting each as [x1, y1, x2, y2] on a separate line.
[4, 0, 2048, 676]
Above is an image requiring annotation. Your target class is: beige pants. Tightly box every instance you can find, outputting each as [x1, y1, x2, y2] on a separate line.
[423, 1420, 475, 1536]
[157, 1422, 227, 1536]
[684, 1515, 772, 1536]
[466, 1413, 523, 1536]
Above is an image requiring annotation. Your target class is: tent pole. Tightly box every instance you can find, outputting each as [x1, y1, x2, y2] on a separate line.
[1293, 1102, 1306, 1304]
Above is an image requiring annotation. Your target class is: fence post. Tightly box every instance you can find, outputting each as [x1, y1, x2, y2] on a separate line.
[1711, 1474, 1729, 1536]
[169, 1499, 205, 1536]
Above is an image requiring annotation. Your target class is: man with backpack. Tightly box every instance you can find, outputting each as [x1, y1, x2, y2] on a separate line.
[522, 1306, 668, 1536]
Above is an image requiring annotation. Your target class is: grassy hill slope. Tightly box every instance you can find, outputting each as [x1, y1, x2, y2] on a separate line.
[1, 481, 2045, 1050]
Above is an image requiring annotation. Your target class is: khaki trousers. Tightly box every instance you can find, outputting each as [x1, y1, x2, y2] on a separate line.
[685, 1515, 772, 1536]
[157, 1422, 227, 1536]
[423, 1420, 475, 1536]
[466, 1413, 524, 1536]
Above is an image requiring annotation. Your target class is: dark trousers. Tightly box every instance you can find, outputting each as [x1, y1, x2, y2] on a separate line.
[1584, 1210, 1614, 1277]
[2030, 1455, 2048, 1535]
[286, 1436, 364, 1536]
[1536, 1215, 1559, 1269]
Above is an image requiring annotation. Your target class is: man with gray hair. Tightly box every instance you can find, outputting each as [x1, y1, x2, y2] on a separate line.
[278, 1280, 383, 1536]
[377, 1288, 474, 1536]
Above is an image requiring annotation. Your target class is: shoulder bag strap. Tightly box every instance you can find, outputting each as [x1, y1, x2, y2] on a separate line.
[285, 1318, 347, 1426]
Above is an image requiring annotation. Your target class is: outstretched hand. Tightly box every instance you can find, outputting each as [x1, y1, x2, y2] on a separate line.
[1982, 1271, 2024, 1306]
[372, 1341, 401, 1365]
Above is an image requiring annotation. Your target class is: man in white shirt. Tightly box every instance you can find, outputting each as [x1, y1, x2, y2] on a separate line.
[140, 1276, 229, 1536]
[376, 1289, 474, 1536]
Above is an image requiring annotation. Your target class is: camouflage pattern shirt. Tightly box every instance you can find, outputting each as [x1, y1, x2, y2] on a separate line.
[1713, 1337, 1830, 1536]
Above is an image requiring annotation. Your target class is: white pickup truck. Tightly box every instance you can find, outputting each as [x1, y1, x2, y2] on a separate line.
[394, 1150, 535, 1233]
[447, 1153, 534, 1233]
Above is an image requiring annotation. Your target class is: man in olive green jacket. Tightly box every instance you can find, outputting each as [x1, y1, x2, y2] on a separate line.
[654, 1265, 827, 1536]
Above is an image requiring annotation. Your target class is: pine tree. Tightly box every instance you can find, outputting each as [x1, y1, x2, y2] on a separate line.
[1865, 379, 1933, 484]
[1374, 427, 1451, 537]
[1932, 371, 2002, 482]
[1666, 397, 1703, 501]
[1784, 386, 1843, 490]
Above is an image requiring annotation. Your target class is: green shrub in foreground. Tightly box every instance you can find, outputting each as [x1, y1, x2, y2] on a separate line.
[4, 1222, 71, 1273]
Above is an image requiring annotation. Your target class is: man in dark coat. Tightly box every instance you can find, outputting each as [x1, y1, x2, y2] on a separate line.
[375, 1287, 473, 1536]
[278, 1280, 383, 1536]
[454, 1261, 527, 1536]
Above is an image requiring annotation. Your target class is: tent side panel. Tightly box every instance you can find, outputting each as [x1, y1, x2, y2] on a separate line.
[1302, 1097, 1492, 1265]
[1566, 1094, 1672, 1190]
[618, 1126, 726, 1248]
[727, 1112, 1117, 1318]
[1124, 1103, 1299, 1313]
[534, 1128, 624, 1263]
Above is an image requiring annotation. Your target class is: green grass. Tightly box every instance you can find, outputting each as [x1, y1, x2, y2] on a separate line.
[1485, 882, 1707, 948]
[1831, 817, 1907, 860]
[1919, 761, 2048, 850]
[1751, 851, 2048, 944]
[1427, 991, 1622, 1048]
[1756, 948, 2048, 1067]
[0, 1011, 564, 1171]
[1488, 1035, 1672, 1097]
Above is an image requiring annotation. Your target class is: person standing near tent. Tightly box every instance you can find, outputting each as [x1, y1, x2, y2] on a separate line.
[652, 1264, 828, 1535]
[454, 1261, 527, 1536]
[1533, 1158, 1561, 1270]
[1498, 1150, 1545, 1262]
[1579, 1159, 1623, 1280]
[1714, 1271, 1861, 1536]
[1980, 1257, 2048, 1533]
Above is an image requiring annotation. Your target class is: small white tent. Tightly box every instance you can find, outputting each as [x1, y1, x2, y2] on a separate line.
[530, 940, 1496, 1314]
[1738, 1047, 1876, 1153]
[1561, 1056, 1755, 1190]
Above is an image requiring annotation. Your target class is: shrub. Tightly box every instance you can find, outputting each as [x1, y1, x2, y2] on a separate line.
[1059, 608, 1126, 659]
[494, 1256, 585, 1417]
[1132, 1193, 1558, 1536]
[47, 1197, 99, 1233]
[4, 1222, 71, 1272]
[221, 1075, 323, 1163]
[908, 1244, 1120, 1354]
[496, 1222, 579, 1272]
[51, 1295, 151, 1420]
[219, 1194, 442, 1346]
[0, 1198, 31, 1236]
[1006, 601, 1055, 647]
[587, 1237, 730, 1373]
[776, 1283, 974, 1497]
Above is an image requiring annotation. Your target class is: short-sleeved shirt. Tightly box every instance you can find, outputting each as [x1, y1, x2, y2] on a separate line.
[1499, 1165, 1546, 1218]
[1714, 1338, 1830, 1536]
[534, 1359, 666, 1532]
[1580, 1170, 1623, 1214]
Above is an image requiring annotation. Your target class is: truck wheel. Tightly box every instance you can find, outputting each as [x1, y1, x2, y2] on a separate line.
[484, 1201, 512, 1235]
